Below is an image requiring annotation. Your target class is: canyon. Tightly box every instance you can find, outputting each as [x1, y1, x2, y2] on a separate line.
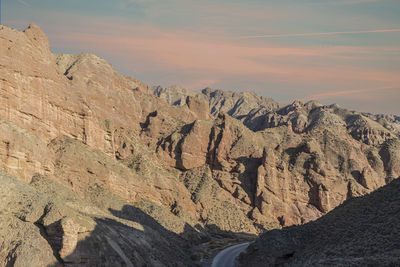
[0, 23, 399, 266]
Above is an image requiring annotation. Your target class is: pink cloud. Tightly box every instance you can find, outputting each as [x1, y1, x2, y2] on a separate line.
[243, 29, 400, 39]
[51, 28, 400, 87]
[301, 86, 397, 101]
[20, 15, 396, 95]
[182, 78, 219, 90]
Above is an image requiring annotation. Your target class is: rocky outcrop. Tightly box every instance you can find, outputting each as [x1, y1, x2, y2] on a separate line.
[1, 24, 97, 147]
[379, 138, 400, 179]
[201, 88, 280, 117]
[0, 119, 53, 182]
[151, 85, 204, 106]
[346, 114, 394, 145]
[152, 87, 399, 228]
[363, 113, 400, 135]
[154, 85, 399, 144]
[240, 178, 400, 266]
[0, 172, 196, 266]
[151, 86, 281, 125]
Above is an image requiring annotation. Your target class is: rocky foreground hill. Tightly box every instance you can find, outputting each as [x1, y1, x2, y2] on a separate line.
[240, 178, 400, 266]
[0, 23, 399, 266]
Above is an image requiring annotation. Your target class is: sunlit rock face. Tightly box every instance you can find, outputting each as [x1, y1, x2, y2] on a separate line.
[0, 24, 399, 266]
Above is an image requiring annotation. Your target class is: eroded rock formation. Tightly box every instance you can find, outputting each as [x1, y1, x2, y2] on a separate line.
[0, 23, 399, 266]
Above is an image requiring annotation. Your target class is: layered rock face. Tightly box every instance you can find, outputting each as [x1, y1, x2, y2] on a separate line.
[0, 24, 206, 266]
[152, 86, 399, 227]
[0, 23, 399, 266]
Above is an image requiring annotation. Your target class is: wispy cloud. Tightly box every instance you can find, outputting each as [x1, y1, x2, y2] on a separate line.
[301, 86, 396, 101]
[17, 0, 31, 7]
[51, 26, 400, 87]
[320, 0, 379, 5]
[243, 29, 400, 39]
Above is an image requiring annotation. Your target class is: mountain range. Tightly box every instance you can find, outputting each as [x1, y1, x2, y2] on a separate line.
[0, 23, 399, 266]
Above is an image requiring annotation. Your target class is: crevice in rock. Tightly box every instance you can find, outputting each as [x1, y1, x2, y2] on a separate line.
[34, 206, 65, 264]
[62, 60, 79, 80]
[174, 122, 195, 170]
[206, 119, 225, 170]
[139, 111, 157, 130]
[5, 243, 20, 267]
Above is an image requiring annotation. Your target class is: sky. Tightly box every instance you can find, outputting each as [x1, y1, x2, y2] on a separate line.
[2, 0, 400, 114]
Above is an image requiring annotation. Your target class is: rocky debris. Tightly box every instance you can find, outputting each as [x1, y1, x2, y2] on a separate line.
[48, 135, 200, 222]
[240, 178, 400, 266]
[0, 171, 198, 266]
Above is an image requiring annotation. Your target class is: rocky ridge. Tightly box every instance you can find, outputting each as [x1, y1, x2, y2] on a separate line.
[0, 23, 399, 266]
[151, 86, 400, 226]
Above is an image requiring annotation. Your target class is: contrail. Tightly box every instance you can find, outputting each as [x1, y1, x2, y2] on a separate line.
[243, 29, 400, 39]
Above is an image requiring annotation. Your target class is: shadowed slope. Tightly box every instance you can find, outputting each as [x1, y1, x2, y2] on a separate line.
[240, 177, 400, 266]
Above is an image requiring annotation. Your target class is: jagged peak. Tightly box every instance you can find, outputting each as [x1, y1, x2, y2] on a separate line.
[304, 100, 323, 110]
[54, 53, 116, 82]
[55, 53, 111, 68]
[23, 23, 51, 52]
